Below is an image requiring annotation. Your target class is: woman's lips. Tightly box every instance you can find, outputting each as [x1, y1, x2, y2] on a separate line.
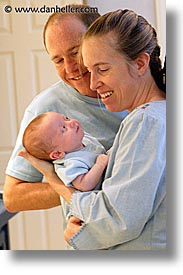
[99, 91, 113, 99]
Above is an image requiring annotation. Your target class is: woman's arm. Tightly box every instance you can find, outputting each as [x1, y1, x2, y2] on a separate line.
[65, 112, 166, 249]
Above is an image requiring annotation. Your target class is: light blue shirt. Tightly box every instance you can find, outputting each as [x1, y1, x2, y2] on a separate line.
[68, 101, 166, 250]
[6, 80, 127, 182]
[54, 132, 106, 221]
[54, 132, 106, 187]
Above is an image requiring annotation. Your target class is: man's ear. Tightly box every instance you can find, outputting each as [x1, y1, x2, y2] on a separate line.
[49, 150, 65, 160]
[135, 52, 150, 76]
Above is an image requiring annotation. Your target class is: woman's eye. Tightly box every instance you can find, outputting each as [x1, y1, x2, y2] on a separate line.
[65, 116, 70, 121]
[72, 51, 78, 57]
[99, 68, 109, 72]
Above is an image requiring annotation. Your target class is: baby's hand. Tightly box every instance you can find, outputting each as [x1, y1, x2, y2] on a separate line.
[96, 154, 109, 169]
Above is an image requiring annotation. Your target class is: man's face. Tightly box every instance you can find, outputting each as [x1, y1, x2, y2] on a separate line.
[45, 16, 97, 98]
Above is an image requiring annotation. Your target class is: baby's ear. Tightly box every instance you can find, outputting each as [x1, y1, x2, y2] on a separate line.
[49, 150, 65, 160]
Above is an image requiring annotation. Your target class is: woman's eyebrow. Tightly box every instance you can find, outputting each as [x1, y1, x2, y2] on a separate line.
[91, 62, 110, 67]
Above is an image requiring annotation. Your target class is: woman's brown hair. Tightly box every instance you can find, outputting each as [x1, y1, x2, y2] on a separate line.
[83, 9, 166, 92]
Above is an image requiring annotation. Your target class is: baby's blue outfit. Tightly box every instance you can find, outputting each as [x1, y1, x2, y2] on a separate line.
[53, 132, 106, 187]
[53, 132, 106, 220]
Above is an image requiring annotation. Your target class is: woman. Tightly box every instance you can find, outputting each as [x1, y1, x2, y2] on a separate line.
[19, 9, 166, 250]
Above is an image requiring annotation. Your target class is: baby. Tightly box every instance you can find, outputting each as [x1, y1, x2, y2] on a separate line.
[22, 112, 109, 192]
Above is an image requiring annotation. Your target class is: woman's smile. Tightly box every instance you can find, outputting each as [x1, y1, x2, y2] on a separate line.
[99, 91, 114, 99]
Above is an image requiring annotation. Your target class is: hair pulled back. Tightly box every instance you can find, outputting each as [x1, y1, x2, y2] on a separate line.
[83, 9, 165, 92]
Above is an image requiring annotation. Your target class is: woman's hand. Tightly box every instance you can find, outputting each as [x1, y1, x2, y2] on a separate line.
[64, 216, 83, 245]
[18, 150, 54, 177]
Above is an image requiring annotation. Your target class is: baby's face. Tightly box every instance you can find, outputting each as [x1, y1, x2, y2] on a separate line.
[44, 112, 84, 153]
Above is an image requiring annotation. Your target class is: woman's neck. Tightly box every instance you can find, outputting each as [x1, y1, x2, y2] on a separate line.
[128, 76, 166, 112]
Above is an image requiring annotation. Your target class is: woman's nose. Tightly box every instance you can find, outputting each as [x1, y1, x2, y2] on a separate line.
[90, 72, 101, 91]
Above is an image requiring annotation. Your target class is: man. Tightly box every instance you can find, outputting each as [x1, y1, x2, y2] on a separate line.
[4, 5, 127, 212]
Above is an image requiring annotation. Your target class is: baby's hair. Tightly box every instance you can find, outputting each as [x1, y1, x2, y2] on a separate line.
[23, 113, 53, 161]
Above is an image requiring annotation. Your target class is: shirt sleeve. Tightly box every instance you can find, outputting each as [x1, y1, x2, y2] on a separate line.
[69, 112, 166, 250]
[55, 158, 90, 186]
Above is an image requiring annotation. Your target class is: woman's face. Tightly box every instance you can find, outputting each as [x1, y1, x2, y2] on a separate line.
[82, 34, 139, 112]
